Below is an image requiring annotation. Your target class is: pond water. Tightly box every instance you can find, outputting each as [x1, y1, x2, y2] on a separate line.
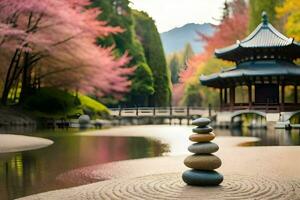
[0, 130, 168, 200]
[0, 126, 299, 200]
[215, 128, 300, 146]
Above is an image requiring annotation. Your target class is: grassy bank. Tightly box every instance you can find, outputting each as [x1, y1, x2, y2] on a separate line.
[23, 88, 109, 120]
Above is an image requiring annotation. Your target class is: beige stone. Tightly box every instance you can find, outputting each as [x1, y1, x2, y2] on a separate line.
[184, 154, 222, 170]
[189, 133, 215, 142]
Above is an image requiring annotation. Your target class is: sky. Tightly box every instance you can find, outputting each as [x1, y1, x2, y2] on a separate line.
[130, 0, 227, 33]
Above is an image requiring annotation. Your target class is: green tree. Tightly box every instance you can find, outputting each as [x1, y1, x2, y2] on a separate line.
[182, 43, 195, 69]
[167, 43, 194, 85]
[183, 84, 203, 106]
[91, 0, 154, 106]
[169, 54, 181, 84]
[130, 63, 154, 106]
[248, 0, 282, 31]
[133, 10, 172, 106]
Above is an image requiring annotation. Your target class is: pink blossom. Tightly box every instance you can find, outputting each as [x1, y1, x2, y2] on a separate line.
[0, 0, 133, 98]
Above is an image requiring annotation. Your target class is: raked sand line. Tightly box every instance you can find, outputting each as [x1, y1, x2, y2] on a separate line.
[0, 134, 53, 153]
[19, 172, 300, 200]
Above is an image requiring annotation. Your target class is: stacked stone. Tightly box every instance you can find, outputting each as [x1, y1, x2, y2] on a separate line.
[182, 118, 223, 186]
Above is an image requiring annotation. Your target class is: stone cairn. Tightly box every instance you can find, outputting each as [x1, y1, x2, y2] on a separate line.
[182, 118, 223, 186]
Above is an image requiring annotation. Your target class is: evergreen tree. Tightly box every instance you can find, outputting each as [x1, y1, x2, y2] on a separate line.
[169, 54, 181, 84]
[182, 43, 195, 69]
[133, 10, 172, 106]
[167, 44, 194, 85]
[183, 84, 203, 106]
[91, 0, 154, 107]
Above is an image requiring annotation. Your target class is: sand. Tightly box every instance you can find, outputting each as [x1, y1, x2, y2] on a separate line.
[0, 134, 53, 153]
[16, 126, 300, 200]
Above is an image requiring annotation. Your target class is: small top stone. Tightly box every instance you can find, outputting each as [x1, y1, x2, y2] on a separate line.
[192, 118, 211, 127]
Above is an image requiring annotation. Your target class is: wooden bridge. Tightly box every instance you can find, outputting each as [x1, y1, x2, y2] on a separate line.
[109, 107, 214, 125]
[108, 106, 300, 128]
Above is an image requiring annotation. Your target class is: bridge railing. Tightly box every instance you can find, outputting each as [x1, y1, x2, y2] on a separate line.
[109, 106, 214, 118]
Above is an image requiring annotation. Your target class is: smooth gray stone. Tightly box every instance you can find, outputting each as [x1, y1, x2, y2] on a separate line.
[188, 142, 219, 154]
[192, 118, 211, 127]
[79, 115, 90, 125]
[193, 126, 213, 134]
[182, 170, 223, 186]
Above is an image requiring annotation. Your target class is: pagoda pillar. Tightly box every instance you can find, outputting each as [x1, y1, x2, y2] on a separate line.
[248, 84, 252, 108]
[294, 85, 298, 104]
[224, 88, 228, 104]
[220, 88, 223, 110]
[281, 84, 285, 110]
[230, 86, 235, 111]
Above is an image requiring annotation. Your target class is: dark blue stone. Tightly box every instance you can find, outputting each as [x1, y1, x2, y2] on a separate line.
[192, 126, 213, 134]
[182, 170, 223, 186]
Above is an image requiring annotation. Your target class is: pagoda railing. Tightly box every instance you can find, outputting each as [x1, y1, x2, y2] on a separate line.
[220, 103, 300, 113]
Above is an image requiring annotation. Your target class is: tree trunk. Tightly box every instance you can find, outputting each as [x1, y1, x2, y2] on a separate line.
[1, 50, 21, 105]
[19, 52, 31, 104]
[1, 86, 10, 105]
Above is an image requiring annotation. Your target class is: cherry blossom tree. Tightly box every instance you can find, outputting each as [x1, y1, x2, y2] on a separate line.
[0, 0, 133, 105]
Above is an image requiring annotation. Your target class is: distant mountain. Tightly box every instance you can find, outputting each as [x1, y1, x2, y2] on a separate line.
[160, 23, 215, 55]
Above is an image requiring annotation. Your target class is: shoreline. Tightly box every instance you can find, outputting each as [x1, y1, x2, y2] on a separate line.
[0, 134, 53, 154]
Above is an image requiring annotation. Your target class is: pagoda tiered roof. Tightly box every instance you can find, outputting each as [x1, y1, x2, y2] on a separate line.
[215, 12, 300, 63]
[200, 60, 300, 87]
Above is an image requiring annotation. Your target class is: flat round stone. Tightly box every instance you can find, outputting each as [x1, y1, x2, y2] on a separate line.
[192, 118, 211, 127]
[188, 142, 219, 154]
[189, 133, 215, 142]
[184, 154, 221, 170]
[182, 170, 223, 186]
[193, 126, 213, 134]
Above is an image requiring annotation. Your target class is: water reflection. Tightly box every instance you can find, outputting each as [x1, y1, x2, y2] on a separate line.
[0, 134, 169, 200]
[215, 128, 300, 146]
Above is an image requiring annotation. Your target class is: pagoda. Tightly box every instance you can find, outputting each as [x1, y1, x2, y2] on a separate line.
[200, 12, 300, 112]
